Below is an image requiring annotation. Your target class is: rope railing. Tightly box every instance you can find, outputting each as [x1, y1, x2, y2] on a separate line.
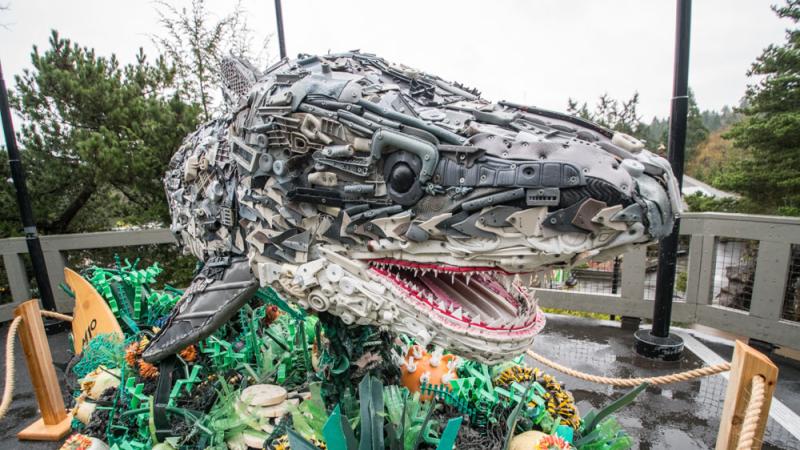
[0, 306, 777, 449]
[526, 349, 731, 387]
[0, 310, 73, 420]
[526, 347, 776, 449]
[736, 375, 767, 450]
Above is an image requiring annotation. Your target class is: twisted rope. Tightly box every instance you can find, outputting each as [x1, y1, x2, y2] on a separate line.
[0, 309, 72, 421]
[0, 316, 23, 420]
[736, 375, 766, 450]
[526, 349, 731, 387]
[40, 310, 74, 323]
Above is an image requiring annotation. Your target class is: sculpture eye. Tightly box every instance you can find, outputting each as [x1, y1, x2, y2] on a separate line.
[389, 162, 416, 193]
[384, 151, 424, 206]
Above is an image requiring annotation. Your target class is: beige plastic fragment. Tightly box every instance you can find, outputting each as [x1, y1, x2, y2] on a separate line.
[591, 205, 627, 231]
[245, 230, 270, 253]
[506, 207, 547, 237]
[317, 205, 341, 216]
[611, 132, 645, 152]
[308, 171, 338, 187]
[352, 137, 371, 152]
[248, 398, 299, 420]
[373, 181, 387, 197]
[184, 155, 199, 182]
[257, 262, 283, 284]
[240, 384, 288, 407]
[418, 213, 452, 236]
[370, 211, 413, 240]
[299, 113, 333, 144]
[266, 187, 284, 206]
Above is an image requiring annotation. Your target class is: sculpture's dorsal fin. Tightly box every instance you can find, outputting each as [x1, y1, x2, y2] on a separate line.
[220, 55, 261, 107]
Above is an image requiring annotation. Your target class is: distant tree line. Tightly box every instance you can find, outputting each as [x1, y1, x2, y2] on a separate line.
[568, 2, 800, 216]
[0, 0, 267, 238]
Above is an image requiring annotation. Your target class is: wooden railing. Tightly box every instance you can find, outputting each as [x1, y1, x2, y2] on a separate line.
[536, 212, 800, 349]
[0, 212, 799, 349]
[0, 229, 175, 321]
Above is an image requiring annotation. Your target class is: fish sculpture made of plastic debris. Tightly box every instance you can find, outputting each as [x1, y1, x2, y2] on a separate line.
[143, 52, 680, 364]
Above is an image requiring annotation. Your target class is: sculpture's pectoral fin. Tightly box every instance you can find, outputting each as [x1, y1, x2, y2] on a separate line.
[142, 255, 257, 363]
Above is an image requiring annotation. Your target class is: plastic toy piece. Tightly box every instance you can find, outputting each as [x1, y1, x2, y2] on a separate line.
[147, 51, 680, 364]
[241, 384, 288, 407]
[59, 434, 110, 450]
[399, 345, 458, 399]
[65, 268, 124, 354]
[509, 430, 548, 450]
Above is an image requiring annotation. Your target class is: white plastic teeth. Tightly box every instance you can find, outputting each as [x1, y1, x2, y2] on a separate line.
[430, 348, 444, 365]
[446, 357, 459, 371]
[405, 357, 417, 373]
[441, 371, 455, 384]
[419, 371, 431, 385]
[391, 350, 405, 367]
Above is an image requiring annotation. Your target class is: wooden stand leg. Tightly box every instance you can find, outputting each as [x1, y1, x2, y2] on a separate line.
[715, 340, 779, 450]
[13, 299, 72, 441]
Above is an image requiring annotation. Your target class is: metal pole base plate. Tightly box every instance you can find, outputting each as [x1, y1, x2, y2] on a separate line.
[634, 329, 684, 361]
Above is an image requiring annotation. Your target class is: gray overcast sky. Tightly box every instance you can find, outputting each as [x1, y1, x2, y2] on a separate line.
[0, 1, 791, 120]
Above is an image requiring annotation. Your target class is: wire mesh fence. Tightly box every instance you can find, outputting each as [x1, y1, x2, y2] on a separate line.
[643, 239, 690, 302]
[783, 244, 800, 322]
[0, 262, 12, 305]
[712, 238, 759, 312]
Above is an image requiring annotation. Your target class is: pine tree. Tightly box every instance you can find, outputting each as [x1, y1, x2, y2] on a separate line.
[153, 0, 268, 120]
[567, 92, 644, 138]
[723, 0, 800, 215]
[0, 31, 200, 236]
[684, 89, 710, 160]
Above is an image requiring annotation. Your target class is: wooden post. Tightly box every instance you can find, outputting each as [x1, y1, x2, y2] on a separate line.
[715, 340, 779, 450]
[13, 299, 72, 441]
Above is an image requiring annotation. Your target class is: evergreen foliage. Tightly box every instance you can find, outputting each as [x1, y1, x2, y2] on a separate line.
[722, 0, 800, 215]
[0, 31, 200, 237]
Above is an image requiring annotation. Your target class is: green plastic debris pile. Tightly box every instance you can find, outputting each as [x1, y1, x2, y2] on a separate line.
[61, 256, 639, 450]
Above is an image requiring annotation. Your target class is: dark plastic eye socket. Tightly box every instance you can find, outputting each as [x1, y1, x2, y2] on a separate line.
[383, 151, 424, 206]
[389, 162, 416, 194]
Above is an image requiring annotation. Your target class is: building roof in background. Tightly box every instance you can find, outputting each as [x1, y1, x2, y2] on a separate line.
[683, 175, 740, 200]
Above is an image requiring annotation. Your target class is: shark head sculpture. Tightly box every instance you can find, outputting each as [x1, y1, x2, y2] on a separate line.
[143, 52, 680, 364]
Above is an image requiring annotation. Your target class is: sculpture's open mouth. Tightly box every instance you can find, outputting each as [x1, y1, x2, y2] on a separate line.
[367, 258, 541, 333]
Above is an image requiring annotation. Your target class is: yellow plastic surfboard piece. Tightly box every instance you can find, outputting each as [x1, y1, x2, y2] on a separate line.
[65, 268, 123, 354]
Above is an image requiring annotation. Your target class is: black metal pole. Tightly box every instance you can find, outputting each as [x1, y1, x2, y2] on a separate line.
[634, 0, 690, 361]
[655, 0, 691, 337]
[274, 0, 287, 59]
[0, 60, 58, 313]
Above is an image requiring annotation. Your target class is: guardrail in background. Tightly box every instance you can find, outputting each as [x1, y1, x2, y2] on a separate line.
[0, 229, 176, 322]
[0, 213, 798, 349]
